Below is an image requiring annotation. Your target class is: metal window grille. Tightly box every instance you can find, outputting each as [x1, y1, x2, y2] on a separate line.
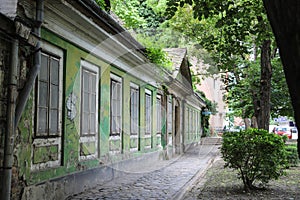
[81, 69, 97, 136]
[36, 53, 60, 137]
[145, 92, 152, 135]
[110, 79, 122, 136]
[130, 87, 139, 135]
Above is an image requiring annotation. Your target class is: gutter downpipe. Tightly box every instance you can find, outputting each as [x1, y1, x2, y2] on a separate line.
[2, 1, 43, 199]
[1, 38, 19, 200]
[15, 0, 43, 126]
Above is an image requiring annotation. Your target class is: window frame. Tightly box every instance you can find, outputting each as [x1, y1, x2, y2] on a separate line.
[167, 96, 173, 134]
[79, 60, 99, 160]
[156, 94, 162, 147]
[32, 42, 63, 171]
[145, 89, 152, 136]
[130, 83, 139, 136]
[110, 73, 123, 137]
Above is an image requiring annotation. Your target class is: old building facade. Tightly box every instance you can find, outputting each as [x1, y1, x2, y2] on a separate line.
[0, 0, 206, 199]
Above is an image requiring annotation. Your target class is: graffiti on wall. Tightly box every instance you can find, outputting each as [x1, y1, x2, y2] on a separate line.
[66, 92, 77, 121]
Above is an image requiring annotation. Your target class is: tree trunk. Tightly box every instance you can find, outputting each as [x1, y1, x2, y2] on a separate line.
[251, 116, 258, 128]
[263, 0, 300, 157]
[257, 40, 272, 130]
[244, 118, 251, 129]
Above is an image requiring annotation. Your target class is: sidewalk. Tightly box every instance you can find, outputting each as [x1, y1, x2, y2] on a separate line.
[66, 143, 221, 200]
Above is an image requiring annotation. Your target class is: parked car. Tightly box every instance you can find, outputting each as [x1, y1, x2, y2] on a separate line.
[274, 126, 292, 139]
[291, 127, 298, 139]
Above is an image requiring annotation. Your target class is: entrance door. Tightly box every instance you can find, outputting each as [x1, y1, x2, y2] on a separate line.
[174, 104, 181, 154]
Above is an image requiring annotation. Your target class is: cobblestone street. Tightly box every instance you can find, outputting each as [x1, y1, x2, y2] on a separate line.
[66, 144, 220, 200]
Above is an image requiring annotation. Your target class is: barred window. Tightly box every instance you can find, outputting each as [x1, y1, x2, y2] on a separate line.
[110, 75, 122, 136]
[167, 96, 172, 134]
[130, 84, 139, 135]
[81, 69, 97, 136]
[156, 95, 162, 134]
[36, 53, 60, 137]
[145, 90, 152, 135]
[32, 43, 63, 171]
[79, 60, 99, 160]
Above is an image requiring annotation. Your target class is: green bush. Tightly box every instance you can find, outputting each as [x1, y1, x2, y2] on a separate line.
[285, 144, 299, 167]
[221, 128, 288, 190]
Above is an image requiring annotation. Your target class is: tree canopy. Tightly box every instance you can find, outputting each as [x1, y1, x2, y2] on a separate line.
[165, 0, 293, 129]
[100, 0, 293, 128]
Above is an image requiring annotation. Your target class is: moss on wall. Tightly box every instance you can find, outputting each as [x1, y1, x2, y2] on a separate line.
[16, 28, 164, 185]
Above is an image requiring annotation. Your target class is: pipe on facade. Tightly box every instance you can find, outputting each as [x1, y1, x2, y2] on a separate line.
[1, 38, 19, 200]
[15, 0, 43, 126]
[2, 1, 43, 199]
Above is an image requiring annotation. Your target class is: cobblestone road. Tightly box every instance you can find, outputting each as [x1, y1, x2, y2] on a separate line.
[66, 144, 220, 200]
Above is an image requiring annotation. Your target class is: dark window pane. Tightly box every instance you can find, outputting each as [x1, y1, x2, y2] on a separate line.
[83, 92, 89, 112]
[83, 71, 89, 91]
[112, 99, 117, 115]
[91, 94, 96, 110]
[50, 110, 58, 134]
[116, 84, 121, 99]
[51, 58, 59, 85]
[91, 74, 96, 92]
[111, 118, 116, 133]
[90, 113, 96, 133]
[110, 79, 122, 136]
[38, 82, 48, 107]
[82, 113, 89, 134]
[51, 84, 59, 108]
[40, 54, 48, 81]
[38, 108, 47, 135]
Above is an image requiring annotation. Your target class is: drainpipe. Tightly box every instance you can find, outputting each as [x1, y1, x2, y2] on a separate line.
[15, 0, 43, 126]
[1, 38, 19, 200]
[2, 1, 44, 199]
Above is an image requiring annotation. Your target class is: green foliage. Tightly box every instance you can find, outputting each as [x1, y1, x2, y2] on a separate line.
[226, 60, 260, 119]
[107, 0, 172, 69]
[226, 55, 293, 120]
[221, 128, 288, 190]
[136, 34, 172, 70]
[191, 70, 201, 90]
[165, 0, 282, 130]
[270, 57, 293, 117]
[95, 0, 109, 10]
[197, 91, 218, 137]
[110, 0, 147, 29]
[201, 113, 210, 137]
[285, 144, 299, 167]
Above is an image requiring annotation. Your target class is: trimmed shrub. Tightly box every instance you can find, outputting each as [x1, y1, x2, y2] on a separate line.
[221, 128, 288, 190]
[285, 144, 299, 167]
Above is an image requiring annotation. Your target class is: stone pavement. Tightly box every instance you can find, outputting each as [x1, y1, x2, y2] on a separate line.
[66, 143, 221, 200]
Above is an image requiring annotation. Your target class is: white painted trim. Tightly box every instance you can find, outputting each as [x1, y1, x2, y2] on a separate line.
[109, 74, 123, 153]
[145, 89, 152, 95]
[79, 60, 100, 161]
[110, 73, 123, 82]
[31, 41, 64, 171]
[31, 138, 61, 171]
[144, 134, 152, 149]
[130, 82, 139, 89]
[109, 135, 122, 155]
[130, 135, 139, 152]
[79, 136, 98, 160]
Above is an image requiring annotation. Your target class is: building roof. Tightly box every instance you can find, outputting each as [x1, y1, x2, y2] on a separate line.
[164, 48, 193, 89]
[164, 48, 187, 78]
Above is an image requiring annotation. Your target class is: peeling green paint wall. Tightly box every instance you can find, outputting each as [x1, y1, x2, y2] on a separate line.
[16, 28, 165, 186]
